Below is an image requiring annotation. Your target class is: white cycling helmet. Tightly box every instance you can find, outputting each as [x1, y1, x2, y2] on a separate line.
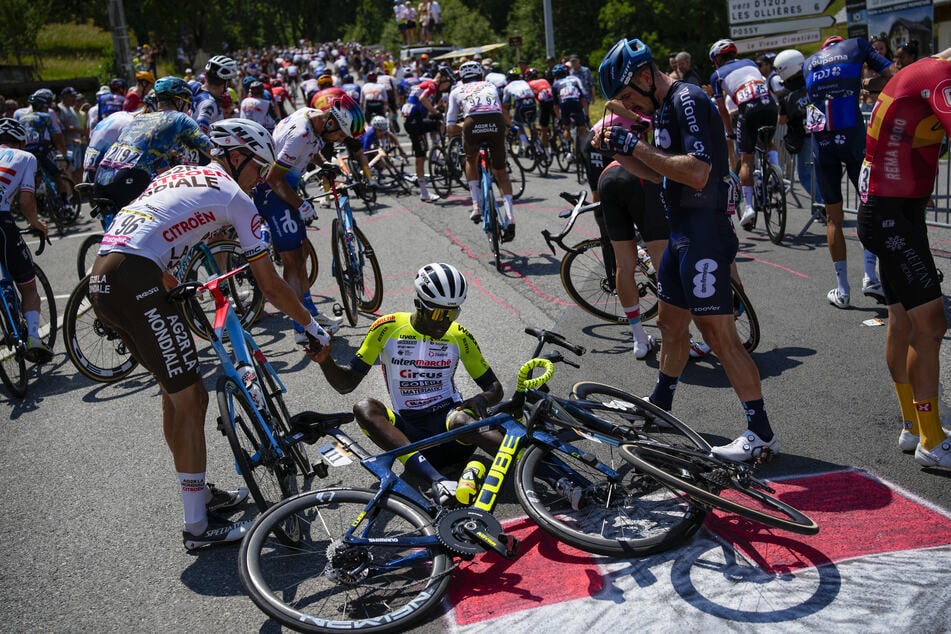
[370, 115, 389, 130]
[773, 49, 805, 82]
[415, 263, 468, 308]
[0, 118, 27, 144]
[209, 118, 276, 165]
[458, 61, 484, 83]
[205, 55, 239, 81]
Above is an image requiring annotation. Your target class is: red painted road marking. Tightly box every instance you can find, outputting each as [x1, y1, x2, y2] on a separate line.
[705, 469, 951, 573]
[448, 517, 604, 625]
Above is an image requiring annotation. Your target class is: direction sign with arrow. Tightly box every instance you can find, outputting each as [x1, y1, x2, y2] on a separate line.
[729, 0, 833, 25]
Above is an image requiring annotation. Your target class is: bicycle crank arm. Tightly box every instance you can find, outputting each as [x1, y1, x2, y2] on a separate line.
[462, 524, 519, 559]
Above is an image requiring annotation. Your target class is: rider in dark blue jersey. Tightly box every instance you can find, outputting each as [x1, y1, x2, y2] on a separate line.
[804, 35, 894, 309]
[598, 37, 777, 462]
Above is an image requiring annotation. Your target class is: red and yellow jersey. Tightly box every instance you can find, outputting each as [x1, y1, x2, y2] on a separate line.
[864, 57, 951, 199]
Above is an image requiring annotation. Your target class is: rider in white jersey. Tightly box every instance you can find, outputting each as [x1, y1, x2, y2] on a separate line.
[90, 119, 330, 550]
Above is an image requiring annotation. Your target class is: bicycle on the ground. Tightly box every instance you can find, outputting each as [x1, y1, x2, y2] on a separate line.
[305, 164, 382, 326]
[366, 149, 416, 197]
[168, 265, 315, 544]
[747, 126, 788, 245]
[0, 231, 57, 398]
[543, 190, 761, 352]
[237, 327, 815, 632]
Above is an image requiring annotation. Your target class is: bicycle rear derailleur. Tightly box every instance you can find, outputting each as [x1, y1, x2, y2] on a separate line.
[436, 508, 518, 559]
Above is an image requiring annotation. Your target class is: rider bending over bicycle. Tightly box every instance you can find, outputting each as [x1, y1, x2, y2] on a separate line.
[446, 61, 517, 242]
[89, 119, 331, 550]
[307, 262, 504, 503]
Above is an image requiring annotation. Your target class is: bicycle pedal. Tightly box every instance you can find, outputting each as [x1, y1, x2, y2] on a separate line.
[332, 303, 344, 317]
[753, 447, 776, 465]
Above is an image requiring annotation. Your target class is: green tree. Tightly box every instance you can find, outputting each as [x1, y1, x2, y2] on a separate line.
[0, 0, 54, 65]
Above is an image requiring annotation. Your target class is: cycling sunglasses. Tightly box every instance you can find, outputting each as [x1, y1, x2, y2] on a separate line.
[417, 299, 460, 322]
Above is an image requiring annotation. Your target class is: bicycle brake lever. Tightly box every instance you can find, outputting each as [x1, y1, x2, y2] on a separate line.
[540, 230, 556, 256]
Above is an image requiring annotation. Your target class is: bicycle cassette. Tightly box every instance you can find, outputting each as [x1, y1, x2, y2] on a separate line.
[436, 508, 517, 559]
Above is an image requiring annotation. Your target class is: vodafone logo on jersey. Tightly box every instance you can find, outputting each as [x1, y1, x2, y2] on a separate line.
[937, 79, 951, 115]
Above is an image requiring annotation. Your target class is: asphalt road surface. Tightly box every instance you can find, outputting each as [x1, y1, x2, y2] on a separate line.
[3, 157, 950, 632]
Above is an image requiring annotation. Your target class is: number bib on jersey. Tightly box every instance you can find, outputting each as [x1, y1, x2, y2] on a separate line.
[734, 80, 769, 105]
[100, 144, 144, 171]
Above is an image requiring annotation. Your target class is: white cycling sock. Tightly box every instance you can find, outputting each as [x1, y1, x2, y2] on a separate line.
[468, 180, 481, 208]
[503, 195, 514, 225]
[863, 250, 879, 282]
[25, 310, 40, 338]
[742, 186, 754, 211]
[833, 260, 850, 294]
[419, 176, 429, 198]
[179, 472, 207, 534]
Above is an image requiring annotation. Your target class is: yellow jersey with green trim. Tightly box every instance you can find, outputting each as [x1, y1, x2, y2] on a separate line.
[351, 312, 495, 414]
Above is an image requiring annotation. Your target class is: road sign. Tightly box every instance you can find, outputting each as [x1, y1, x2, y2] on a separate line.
[735, 29, 822, 53]
[509, 36, 523, 48]
[729, 0, 833, 25]
[730, 14, 836, 38]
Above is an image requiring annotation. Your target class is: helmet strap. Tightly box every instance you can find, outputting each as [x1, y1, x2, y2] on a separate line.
[628, 62, 660, 111]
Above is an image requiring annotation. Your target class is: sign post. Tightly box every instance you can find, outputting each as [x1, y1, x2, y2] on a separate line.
[727, 0, 836, 54]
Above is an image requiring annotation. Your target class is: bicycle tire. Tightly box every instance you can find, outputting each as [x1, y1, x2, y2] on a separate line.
[239, 488, 453, 634]
[63, 276, 138, 383]
[217, 374, 301, 544]
[353, 225, 383, 313]
[179, 240, 265, 341]
[389, 158, 413, 196]
[534, 137, 550, 177]
[33, 265, 57, 351]
[551, 136, 569, 172]
[732, 279, 760, 353]
[506, 156, 526, 200]
[560, 239, 659, 324]
[428, 147, 451, 198]
[251, 351, 312, 479]
[448, 137, 468, 189]
[619, 443, 819, 535]
[331, 219, 359, 326]
[347, 158, 377, 212]
[0, 296, 27, 398]
[515, 439, 705, 557]
[76, 233, 103, 280]
[482, 170, 503, 272]
[763, 164, 787, 245]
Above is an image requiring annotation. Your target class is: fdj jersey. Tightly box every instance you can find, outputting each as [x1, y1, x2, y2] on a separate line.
[653, 81, 731, 228]
[350, 313, 496, 416]
[804, 37, 891, 132]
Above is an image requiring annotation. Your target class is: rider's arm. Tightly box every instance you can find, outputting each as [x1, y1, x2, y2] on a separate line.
[456, 376, 503, 418]
[18, 190, 47, 239]
[248, 254, 313, 326]
[630, 140, 711, 190]
[313, 352, 367, 394]
[613, 153, 662, 184]
[266, 163, 305, 208]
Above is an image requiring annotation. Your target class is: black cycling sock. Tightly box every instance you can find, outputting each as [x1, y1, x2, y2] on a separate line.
[742, 398, 773, 441]
[649, 372, 679, 411]
[405, 452, 445, 483]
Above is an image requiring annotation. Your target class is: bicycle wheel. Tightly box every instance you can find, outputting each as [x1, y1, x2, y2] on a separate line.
[353, 225, 383, 313]
[331, 219, 359, 326]
[33, 265, 57, 351]
[427, 147, 452, 199]
[217, 375, 301, 544]
[482, 173, 503, 272]
[388, 158, 413, 196]
[76, 234, 103, 280]
[732, 280, 760, 353]
[534, 137, 550, 177]
[448, 137, 468, 189]
[561, 239, 658, 324]
[506, 156, 526, 200]
[620, 443, 819, 535]
[348, 158, 377, 212]
[239, 488, 453, 634]
[762, 164, 787, 245]
[63, 276, 138, 383]
[179, 240, 265, 341]
[551, 136, 569, 172]
[516, 438, 705, 557]
[0, 301, 28, 398]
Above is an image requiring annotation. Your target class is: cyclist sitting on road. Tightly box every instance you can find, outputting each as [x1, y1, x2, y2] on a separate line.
[89, 118, 331, 550]
[598, 37, 777, 462]
[306, 262, 503, 502]
[446, 61, 517, 241]
[708, 38, 780, 231]
[93, 76, 213, 209]
[0, 118, 52, 363]
[254, 95, 365, 344]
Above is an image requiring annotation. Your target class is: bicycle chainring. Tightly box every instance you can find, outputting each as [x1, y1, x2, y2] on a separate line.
[436, 508, 504, 557]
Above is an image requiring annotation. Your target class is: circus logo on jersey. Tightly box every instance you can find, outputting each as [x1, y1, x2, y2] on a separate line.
[937, 79, 951, 115]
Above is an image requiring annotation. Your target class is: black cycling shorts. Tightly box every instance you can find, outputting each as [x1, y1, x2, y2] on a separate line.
[462, 113, 507, 170]
[94, 168, 151, 209]
[404, 117, 440, 158]
[0, 215, 36, 284]
[558, 100, 586, 128]
[538, 101, 553, 127]
[364, 101, 385, 119]
[857, 195, 942, 310]
[90, 252, 201, 394]
[598, 164, 669, 243]
[388, 401, 476, 469]
[736, 99, 778, 154]
[513, 99, 537, 125]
